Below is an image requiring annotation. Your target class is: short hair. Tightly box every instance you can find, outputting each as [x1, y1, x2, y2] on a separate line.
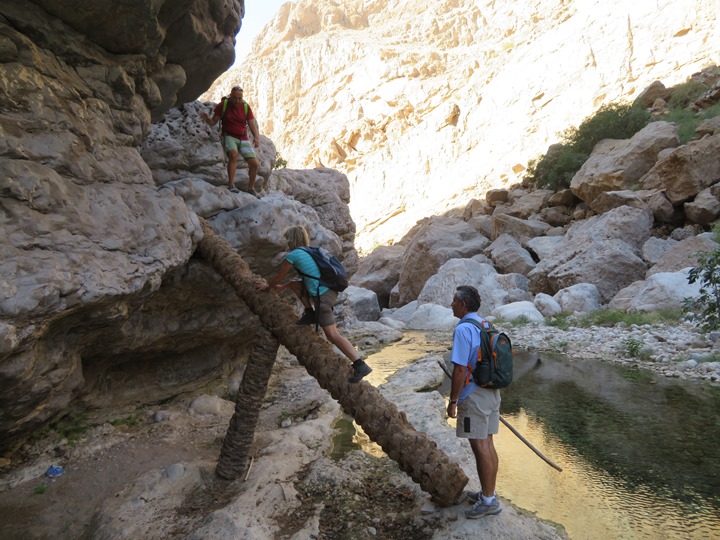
[284, 225, 309, 249]
[231, 85, 243, 92]
[455, 285, 481, 312]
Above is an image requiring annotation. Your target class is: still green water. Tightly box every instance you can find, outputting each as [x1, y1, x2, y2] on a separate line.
[332, 332, 720, 540]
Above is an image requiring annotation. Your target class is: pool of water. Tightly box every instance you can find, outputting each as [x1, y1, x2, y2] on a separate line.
[332, 334, 720, 539]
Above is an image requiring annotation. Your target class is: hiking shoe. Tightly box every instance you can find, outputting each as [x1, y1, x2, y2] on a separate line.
[296, 309, 317, 326]
[229, 186, 240, 193]
[465, 497, 501, 519]
[466, 491, 481, 504]
[348, 360, 372, 384]
[244, 188, 261, 198]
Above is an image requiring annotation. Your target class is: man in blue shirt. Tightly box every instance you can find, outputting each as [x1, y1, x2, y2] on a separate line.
[447, 285, 502, 518]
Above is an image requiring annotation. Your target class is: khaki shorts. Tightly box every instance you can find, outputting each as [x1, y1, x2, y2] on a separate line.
[314, 290, 338, 327]
[456, 388, 501, 439]
[223, 136, 256, 158]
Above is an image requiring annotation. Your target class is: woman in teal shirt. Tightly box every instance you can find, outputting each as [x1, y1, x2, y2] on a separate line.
[256, 226, 372, 384]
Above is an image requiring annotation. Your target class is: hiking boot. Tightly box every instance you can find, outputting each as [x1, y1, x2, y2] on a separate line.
[296, 308, 317, 326]
[348, 360, 372, 384]
[465, 497, 501, 519]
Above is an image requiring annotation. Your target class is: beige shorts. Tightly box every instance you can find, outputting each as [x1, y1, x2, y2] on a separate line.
[314, 290, 338, 327]
[456, 388, 501, 439]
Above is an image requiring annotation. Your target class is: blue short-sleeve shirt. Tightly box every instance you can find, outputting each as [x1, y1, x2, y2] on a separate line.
[451, 313, 491, 403]
[285, 248, 329, 296]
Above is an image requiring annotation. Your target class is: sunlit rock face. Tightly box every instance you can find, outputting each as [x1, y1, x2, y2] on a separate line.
[208, 0, 718, 252]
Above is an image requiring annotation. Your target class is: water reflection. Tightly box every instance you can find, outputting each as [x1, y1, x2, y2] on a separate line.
[501, 351, 720, 540]
[332, 334, 720, 540]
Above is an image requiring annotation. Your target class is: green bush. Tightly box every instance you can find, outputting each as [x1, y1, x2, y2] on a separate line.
[684, 232, 720, 331]
[660, 108, 703, 144]
[272, 152, 288, 170]
[624, 338, 642, 358]
[525, 102, 651, 190]
[667, 80, 709, 109]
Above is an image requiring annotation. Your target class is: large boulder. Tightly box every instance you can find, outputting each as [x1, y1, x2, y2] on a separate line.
[417, 259, 510, 315]
[350, 244, 406, 308]
[641, 133, 720, 205]
[684, 184, 720, 225]
[646, 235, 719, 277]
[396, 217, 490, 305]
[483, 234, 536, 275]
[528, 206, 652, 302]
[553, 283, 602, 314]
[491, 213, 552, 244]
[611, 269, 702, 312]
[344, 286, 381, 321]
[570, 121, 680, 203]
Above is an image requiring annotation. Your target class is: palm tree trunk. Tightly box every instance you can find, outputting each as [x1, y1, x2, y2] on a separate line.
[216, 325, 279, 480]
[197, 218, 468, 506]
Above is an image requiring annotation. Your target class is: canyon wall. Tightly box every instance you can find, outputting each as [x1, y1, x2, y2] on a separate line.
[207, 0, 719, 252]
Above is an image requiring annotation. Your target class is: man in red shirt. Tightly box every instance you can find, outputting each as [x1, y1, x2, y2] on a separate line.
[201, 86, 261, 197]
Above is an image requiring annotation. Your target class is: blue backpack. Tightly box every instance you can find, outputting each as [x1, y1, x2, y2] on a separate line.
[461, 318, 514, 389]
[297, 246, 349, 295]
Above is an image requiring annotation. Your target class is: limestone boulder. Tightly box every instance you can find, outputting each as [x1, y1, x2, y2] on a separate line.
[483, 234, 536, 275]
[640, 133, 720, 205]
[548, 189, 577, 207]
[570, 121, 680, 203]
[537, 206, 573, 227]
[350, 245, 405, 308]
[553, 283, 602, 314]
[344, 286, 381, 321]
[527, 206, 652, 302]
[588, 190, 650, 214]
[646, 236, 720, 277]
[396, 217, 490, 305]
[615, 269, 702, 312]
[417, 259, 510, 314]
[467, 215, 495, 239]
[491, 214, 551, 244]
[633, 80, 670, 108]
[406, 304, 457, 331]
[684, 184, 720, 225]
[491, 301, 544, 323]
[504, 189, 555, 219]
[696, 116, 720, 137]
[534, 293, 562, 317]
[642, 237, 678, 266]
[526, 236, 568, 261]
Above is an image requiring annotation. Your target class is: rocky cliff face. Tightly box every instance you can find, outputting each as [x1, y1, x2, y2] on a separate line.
[1, 1, 361, 449]
[208, 0, 719, 252]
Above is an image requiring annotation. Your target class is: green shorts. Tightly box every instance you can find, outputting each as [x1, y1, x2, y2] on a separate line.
[223, 136, 256, 159]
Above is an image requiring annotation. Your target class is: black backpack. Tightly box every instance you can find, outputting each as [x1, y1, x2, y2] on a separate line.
[297, 246, 349, 295]
[461, 318, 513, 389]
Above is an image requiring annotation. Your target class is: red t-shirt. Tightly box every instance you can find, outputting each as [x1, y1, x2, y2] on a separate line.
[213, 98, 255, 140]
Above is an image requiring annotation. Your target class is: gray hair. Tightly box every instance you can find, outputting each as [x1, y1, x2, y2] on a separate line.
[455, 285, 481, 312]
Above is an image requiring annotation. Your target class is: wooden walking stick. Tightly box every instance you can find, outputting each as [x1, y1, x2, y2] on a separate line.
[437, 360, 563, 472]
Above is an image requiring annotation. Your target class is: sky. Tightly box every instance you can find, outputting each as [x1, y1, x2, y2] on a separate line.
[235, 1, 293, 62]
